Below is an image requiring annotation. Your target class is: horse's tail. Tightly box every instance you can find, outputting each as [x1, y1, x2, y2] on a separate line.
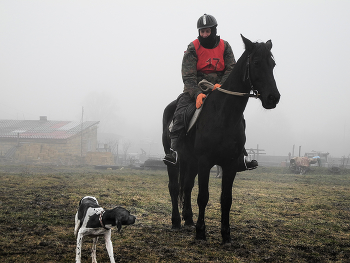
[162, 100, 183, 205]
[162, 100, 177, 155]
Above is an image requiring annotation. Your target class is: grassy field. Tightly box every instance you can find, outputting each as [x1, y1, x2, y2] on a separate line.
[0, 164, 349, 262]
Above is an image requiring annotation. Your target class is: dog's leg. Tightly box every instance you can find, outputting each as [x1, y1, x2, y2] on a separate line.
[75, 232, 83, 263]
[74, 212, 80, 237]
[91, 237, 98, 263]
[104, 230, 115, 263]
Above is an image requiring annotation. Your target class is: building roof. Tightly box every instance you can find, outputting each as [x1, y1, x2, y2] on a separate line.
[0, 118, 99, 140]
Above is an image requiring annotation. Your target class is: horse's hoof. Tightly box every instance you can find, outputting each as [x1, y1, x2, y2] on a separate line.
[221, 236, 232, 245]
[221, 241, 232, 247]
[171, 217, 181, 229]
[195, 235, 207, 241]
[171, 224, 181, 230]
[195, 231, 207, 241]
[196, 224, 206, 240]
[189, 238, 207, 245]
[194, 238, 207, 244]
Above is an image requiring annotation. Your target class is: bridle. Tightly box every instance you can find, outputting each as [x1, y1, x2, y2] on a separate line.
[241, 54, 259, 98]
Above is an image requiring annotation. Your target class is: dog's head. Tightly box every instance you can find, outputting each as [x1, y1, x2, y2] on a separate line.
[111, 207, 136, 231]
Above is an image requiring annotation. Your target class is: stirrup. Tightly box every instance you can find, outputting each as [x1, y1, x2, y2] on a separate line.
[245, 159, 258, 170]
[163, 148, 178, 166]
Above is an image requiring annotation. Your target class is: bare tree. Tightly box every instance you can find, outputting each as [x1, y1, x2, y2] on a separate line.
[107, 139, 119, 165]
[122, 140, 131, 164]
[82, 91, 125, 134]
[107, 139, 119, 154]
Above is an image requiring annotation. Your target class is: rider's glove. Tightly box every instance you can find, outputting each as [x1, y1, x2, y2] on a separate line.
[213, 83, 221, 90]
[196, 93, 207, 109]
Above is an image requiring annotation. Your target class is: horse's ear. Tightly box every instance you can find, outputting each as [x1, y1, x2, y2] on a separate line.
[266, 40, 272, 51]
[241, 34, 253, 52]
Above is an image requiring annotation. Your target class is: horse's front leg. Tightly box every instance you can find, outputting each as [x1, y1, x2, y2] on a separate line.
[181, 161, 197, 226]
[195, 163, 211, 240]
[220, 165, 237, 244]
[167, 165, 181, 229]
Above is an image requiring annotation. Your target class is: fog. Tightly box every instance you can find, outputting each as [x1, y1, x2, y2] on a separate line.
[1, 0, 349, 158]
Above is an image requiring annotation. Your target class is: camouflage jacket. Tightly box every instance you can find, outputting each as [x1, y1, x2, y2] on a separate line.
[182, 37, 236, 98]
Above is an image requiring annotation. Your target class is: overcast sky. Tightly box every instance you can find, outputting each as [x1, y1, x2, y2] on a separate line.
[1, 0, 349, 158]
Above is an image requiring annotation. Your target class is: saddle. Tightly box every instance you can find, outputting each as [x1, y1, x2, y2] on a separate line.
[169, 97, 206, 134]
[185, 104, 202, 133]
[169, 80, 213, 134]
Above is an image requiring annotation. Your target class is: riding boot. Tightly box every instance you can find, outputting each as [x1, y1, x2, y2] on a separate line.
[236, 158, 258, 172]
[163, 137, 179, 166]
[245, 159, 258, 170]
[236, 150, 258, 172]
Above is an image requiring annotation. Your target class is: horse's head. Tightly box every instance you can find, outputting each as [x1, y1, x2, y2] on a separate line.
[241, 34, 280, 109]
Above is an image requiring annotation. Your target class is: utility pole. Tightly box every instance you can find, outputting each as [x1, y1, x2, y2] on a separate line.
[81, 107, 84, 161]
[116, 143, 119, 165]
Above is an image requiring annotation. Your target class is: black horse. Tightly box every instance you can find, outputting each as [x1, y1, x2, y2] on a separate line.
[162, 35, 280, 244]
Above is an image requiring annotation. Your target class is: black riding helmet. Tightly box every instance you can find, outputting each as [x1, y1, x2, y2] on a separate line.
[197, 14, 217, 29]
[197, 14, 218, 49]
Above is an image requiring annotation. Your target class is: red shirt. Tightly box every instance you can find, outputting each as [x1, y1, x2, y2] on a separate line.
[193, 39, 225, 74]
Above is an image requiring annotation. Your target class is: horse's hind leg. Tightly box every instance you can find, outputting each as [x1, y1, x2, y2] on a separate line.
[167, 165, 181, 229]
[163, 100, 181, 228]
[220, 165, 237, 244]
[181, 161, 197, 226]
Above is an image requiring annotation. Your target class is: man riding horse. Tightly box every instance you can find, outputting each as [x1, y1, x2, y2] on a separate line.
[163, 14, 258, 171]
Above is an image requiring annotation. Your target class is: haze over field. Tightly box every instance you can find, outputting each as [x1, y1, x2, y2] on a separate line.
[1, 0, 349, 157]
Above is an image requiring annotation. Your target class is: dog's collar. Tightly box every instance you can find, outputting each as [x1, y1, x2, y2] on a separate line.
[99, 210, 110, 230]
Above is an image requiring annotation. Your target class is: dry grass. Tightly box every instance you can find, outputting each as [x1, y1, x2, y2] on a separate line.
[0, 164, 349, 262]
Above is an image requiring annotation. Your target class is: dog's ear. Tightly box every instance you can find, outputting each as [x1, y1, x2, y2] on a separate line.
[116, 220, 122, 232]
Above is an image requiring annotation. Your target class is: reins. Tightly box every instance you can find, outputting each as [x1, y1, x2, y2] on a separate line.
[198, 55, 260, 98]
[218, 87, 259, 98]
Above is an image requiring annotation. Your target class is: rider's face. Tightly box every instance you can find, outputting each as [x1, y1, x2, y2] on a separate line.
[199, 28, 211, 38]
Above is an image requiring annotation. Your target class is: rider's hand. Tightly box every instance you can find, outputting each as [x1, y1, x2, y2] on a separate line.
[213, 83, 221, 90]
[196, 93, 207, 109]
